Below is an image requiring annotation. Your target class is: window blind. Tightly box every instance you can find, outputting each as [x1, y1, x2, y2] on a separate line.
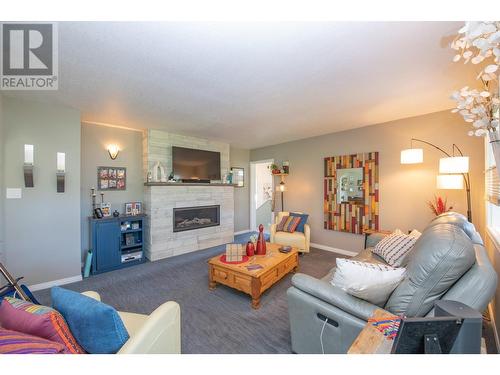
[486, 166, 500, 206]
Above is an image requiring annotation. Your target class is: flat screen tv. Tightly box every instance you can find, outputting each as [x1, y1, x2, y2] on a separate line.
[172, 146, 221, 182]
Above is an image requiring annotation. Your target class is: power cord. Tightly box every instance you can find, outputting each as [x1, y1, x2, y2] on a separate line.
[320, 317, 329, 354]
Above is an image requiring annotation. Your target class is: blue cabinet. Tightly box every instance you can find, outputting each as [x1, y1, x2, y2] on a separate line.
[90, 215, 146, 275]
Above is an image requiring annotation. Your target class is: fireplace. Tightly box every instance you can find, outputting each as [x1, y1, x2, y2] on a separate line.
[173, 205, 220, 232]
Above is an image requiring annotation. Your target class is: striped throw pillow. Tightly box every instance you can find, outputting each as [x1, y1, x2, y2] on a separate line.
[372, 232, 417, 267]
[0, 328, 66, 354]
[276, 216, 301, 233]
[0, 297, 85, 354]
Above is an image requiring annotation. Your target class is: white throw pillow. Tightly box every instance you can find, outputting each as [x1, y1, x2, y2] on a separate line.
[372, 232, 417, 267]
[331, 258, 406, 306]
[409, 229, 422, 239]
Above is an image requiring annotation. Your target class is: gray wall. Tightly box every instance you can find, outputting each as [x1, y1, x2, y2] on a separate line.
[250, 110, 485, 253]
[81, 123, 143, 258]
[2, 96, 82, 285]
[230, 147, 250, 232]
[0, 94, 5, 264]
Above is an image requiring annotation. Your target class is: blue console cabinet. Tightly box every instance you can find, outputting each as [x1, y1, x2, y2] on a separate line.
[89, 214, 146, 274]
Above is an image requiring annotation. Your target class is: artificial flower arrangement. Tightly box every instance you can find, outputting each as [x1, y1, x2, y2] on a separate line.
[450, 22, 500, 137]
[427, 195, 453, 217]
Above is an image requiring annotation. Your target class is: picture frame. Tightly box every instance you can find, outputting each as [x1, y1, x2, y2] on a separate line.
[231, 167, 245, 187]
[125, 202, 142, 216]
[97, 166, 126, 191]
[100, 203, 111, 217]
[133, 202, 142, 214]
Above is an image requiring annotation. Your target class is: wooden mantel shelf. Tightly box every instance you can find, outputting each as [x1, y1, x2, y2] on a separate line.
[144, 182, 237, 187]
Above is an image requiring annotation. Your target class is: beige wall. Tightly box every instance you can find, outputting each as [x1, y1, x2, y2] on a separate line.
[81, 123, 143, 258]
[250, 110, 485, 253]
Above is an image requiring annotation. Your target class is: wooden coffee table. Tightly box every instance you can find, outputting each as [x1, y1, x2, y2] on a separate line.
[208, 242, 299, 309]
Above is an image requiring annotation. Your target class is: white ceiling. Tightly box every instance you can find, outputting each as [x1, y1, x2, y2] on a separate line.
[5, 22, 478, 149]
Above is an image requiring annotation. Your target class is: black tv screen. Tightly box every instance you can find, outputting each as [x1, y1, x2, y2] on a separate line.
[172, 146, 221, 181]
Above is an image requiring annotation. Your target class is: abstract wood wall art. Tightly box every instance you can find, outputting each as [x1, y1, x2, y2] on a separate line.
[324, 152, 379, 234]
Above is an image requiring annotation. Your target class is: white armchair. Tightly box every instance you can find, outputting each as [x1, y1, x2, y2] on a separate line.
[270, 211, 310, 253]
[81, 291, 181, 354]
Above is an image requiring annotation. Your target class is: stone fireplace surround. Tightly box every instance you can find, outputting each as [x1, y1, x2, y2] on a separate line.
[144, 184, 234, 261]
[142, 130, 235, 261]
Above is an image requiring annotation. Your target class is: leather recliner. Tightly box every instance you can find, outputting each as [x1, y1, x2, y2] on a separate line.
[287, 212, 497, 353]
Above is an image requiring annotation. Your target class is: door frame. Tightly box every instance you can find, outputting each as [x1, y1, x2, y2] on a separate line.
[250, 159, 274, 232]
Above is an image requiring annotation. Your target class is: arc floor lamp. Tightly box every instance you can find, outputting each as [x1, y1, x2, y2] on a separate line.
[401, 138, 472, 223]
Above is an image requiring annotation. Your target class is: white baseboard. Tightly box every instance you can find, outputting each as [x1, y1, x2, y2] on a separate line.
[310, 242, 357, 257]
[488, 302, 500, 353]
[234, 229, 252, 236]
[29, 275, 83, 292]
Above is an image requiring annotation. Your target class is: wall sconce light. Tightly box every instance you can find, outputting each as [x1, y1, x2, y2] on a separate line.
[56, 152, 66, 193]
[24, 144, 34, 188]
[107, 144, 120, 160]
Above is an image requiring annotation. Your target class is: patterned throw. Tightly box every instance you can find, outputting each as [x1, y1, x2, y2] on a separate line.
[368, 317, 401, 340]
[0, 328, 66, 354]
[372, 232, 417, 267]
[0, 297, 85, 354]
[276, 216, 301, 233]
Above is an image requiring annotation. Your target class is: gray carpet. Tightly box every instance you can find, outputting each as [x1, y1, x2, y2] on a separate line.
[34, 233, 338, 354]
[33, 234, 498, 354]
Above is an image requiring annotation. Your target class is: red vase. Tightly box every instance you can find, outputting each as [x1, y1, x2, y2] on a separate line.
[256, 224, 267, 255]
[246, 241, 255, 256]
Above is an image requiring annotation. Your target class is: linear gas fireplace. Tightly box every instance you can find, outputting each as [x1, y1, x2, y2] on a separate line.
[173, 205, 220, 233]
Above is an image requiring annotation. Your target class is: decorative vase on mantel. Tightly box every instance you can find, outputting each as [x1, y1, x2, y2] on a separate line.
[151, 161, 167, 183]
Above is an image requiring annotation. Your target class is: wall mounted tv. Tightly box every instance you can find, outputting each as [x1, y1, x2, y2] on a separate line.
[172, 146, 221, 182]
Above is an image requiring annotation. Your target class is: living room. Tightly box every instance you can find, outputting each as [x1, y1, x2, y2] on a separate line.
[1, 0, 500, 373]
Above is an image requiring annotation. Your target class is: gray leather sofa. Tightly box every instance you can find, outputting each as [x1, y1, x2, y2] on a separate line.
[287, 212, 497, 354]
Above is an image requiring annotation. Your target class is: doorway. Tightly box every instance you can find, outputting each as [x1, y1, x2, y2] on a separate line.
[250, 160, 274, 233]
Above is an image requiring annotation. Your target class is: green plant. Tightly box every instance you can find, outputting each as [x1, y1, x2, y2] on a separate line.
[269, 163, 281, 174]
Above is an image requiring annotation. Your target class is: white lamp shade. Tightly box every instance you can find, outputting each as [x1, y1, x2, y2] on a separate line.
[400, 148, 423, 164]
[436, 174, 463, 190]
[439, 156, 469, 174]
